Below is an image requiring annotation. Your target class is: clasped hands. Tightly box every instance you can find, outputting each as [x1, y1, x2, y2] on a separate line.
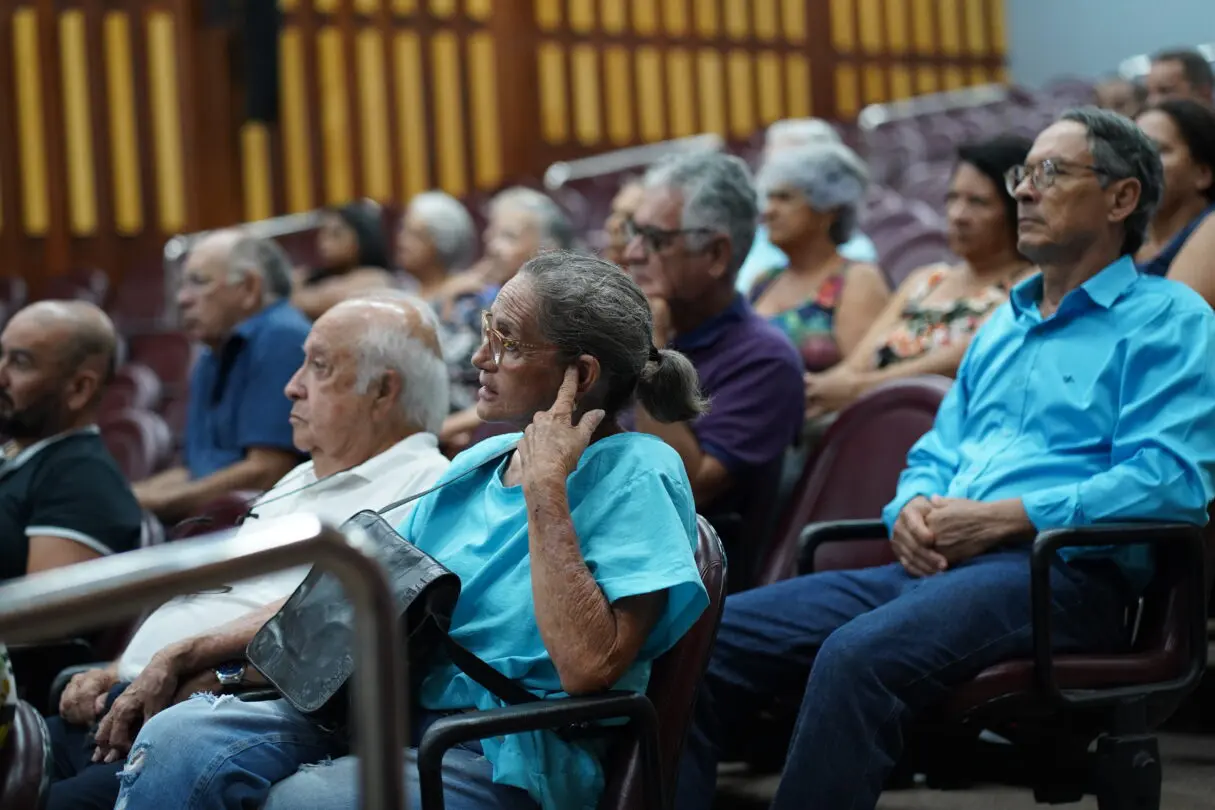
[891, 495, 1034, 577]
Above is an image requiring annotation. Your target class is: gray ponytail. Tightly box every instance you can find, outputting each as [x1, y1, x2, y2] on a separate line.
[637, 348, 708, 423]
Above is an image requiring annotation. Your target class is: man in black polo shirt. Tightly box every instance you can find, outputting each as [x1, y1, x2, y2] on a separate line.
[0, 301, 141, 580]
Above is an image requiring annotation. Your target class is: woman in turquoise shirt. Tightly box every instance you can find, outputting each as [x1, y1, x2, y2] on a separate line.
[112, 252, 711, 810]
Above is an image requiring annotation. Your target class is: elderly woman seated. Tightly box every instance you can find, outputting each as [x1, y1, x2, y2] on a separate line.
[748, 142, 890, 370]
[803, 135, 1036, 420]
[292, 201, 394, 319]
[109, 251, 710, 810]
[395, 190, 479, 299]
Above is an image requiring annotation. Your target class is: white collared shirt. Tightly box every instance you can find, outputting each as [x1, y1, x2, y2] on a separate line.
[117, 432, 450, 680]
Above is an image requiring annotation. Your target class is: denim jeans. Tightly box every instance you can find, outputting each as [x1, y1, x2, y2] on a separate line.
[112, 694, 537, 810]
[675, 549, 1129, 810]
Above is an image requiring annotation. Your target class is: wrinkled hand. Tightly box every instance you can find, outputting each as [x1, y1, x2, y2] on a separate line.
[518, 367, 605, 487]
[891, 496, 947, 577]
[650, 297, 674, 349]
[804, 369, 864, 421]
[59, 667, 119, 726]
[924, 496, 1028, 565]
[92, 652, 185, 763]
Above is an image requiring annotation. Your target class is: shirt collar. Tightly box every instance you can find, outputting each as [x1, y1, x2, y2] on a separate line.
[232, 300, 289, 342]
[1, 425, 100, 478]
[1010, 255, 1139, 318]
[670, 294, 749, 352]
[287, 432, 441, 490]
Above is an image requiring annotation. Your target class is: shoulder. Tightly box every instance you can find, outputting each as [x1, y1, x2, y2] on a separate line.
[445, 432, 520, 479]
[251, 305, 311, 349]
[842, 261, 889, 291]
[1120, 276, 1215, 342]
[896, 263, 949, 296]
[577, 433, 686, 486]
[732, 312, 803, 369]
[36, 435, 125, 482]
[1127, 274, 1213, 319]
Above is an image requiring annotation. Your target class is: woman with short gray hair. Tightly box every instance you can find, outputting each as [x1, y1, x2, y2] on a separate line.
[749, 143, 890, 371]
[395, 191, 478, 298]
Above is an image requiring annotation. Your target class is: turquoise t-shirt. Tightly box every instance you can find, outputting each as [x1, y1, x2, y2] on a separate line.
[398, 432, 709, 810]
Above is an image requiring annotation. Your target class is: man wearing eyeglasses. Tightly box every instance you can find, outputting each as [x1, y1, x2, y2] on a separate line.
[621, 152, 804, 574]
[676, 107, 1215, 810]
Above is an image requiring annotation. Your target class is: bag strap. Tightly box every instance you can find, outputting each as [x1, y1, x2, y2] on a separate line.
[439, 631, 540, 705]
[376, 442, 517, 517]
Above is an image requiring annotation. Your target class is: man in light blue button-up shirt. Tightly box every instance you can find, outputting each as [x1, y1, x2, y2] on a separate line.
[677, 108, 1215, 810]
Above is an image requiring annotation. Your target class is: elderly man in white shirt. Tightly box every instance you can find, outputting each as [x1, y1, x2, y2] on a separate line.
[45, 292, 451, 810]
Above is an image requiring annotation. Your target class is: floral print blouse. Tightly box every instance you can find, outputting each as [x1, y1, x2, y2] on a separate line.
[748, 268, 847, 372]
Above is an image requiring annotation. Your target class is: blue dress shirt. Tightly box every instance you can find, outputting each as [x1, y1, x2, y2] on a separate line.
[883, 256, 1215, 590]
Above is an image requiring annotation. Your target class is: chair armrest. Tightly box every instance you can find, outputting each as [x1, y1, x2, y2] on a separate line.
[1030, 522, 1208, 708]
[48, 662, 113, 713]
[417, 691, 662, 810]
[7, 638, 96, 715]
[798, 520, 889, 572]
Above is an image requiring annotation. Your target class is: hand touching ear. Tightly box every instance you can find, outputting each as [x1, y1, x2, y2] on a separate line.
[517, 367, 606, 486]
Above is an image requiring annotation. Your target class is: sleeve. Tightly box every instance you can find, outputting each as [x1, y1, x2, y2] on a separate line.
[1020, 307, 1215, 529]
[27, 455, 143, 556]
[692, 348, 804, 474]
[235, 329, 306, 453]
[572, 469, 709, 661]
[880, 344, 974, 533]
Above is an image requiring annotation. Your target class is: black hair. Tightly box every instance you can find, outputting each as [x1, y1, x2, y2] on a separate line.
[955, 134, 1033, 241]
[1152, 49, 1215, 93]
[1142, 98, 1215, 203]
[328, 202, 390, 270]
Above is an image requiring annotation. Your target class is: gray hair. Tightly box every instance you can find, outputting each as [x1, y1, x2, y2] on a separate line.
[1060, 106, 1163, 256]
[520, 250, 707, 422]
[644, 152, 759, 279]
[406, 191, 477, 270]
[227, 235, 294, 303]
[756, 143, 870, 245]
[489, 187, 575, 250]
[338, 292, 450, 435]
[765, 118, 841, 151]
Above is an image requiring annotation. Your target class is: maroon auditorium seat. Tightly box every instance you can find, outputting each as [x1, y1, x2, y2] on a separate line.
[0, 700, 51, 809]
[100, 409, 173, 481]
[127, 331, 195, 391]
[882, 229, 956, 288]
[101, 362, 163, 415]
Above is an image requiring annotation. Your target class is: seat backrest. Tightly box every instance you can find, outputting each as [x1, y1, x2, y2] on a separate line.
[598, 516, 727, 810]
[756, 375, 952, 585]
[126, 331, 196, 391]
[0, 700, 51, 810]
[99, 409, 173, 481]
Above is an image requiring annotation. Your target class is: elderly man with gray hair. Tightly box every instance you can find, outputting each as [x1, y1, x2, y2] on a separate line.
[737, 117, 880, 293]
[135, 229, 310, 523]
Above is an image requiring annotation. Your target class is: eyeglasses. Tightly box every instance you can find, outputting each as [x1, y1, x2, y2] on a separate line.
[1004, 159, 1113, 196]
[480, 310, 549, 366]
[624, 219, 718, 254]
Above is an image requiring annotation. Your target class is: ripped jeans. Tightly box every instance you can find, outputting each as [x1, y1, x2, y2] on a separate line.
[112, 694, 537, 810]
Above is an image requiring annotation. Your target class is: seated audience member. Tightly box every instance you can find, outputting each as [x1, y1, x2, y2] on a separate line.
[111, 252, 710, 810]
[291, 201, 394, 319]
[602, 177, 645, 266]
[749, 143, 890, 370]
[134, 231, 309, 524]
[1135, 99, 1215, 305]
[437, 187, 575, 451]
[395, 190, 478, 300]
[737, 118, 880, 293]
[1145, 48, 1215, 107]
[803, 135, 1035, 419]
[47, 294, 451, 810]
[677, 108, 1215, 810]
[623, 152, 804, 515]
[0, 301, 141, 580]
[1095, 76, 1147, 119]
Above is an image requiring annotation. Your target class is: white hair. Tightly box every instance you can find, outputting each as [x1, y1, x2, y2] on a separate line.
[489, 187, 574, 249]
[765, 118, 842, 151]
[756, 143, 871, 245]
[406, 191, 477, 270]
[336, 292, 450, 435]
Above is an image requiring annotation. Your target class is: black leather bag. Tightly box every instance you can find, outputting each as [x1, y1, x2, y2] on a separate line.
[246, 445, 539, 729]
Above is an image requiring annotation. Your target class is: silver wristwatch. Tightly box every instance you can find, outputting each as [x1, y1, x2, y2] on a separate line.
[214, 661, 246, 687]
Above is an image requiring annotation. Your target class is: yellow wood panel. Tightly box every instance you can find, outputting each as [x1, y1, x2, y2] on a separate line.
[279, 27, 313, 213]
[146, 11, 185, 232]
[281, 0, 297, 11]
[886, 0, 909, 53]
[569, 0, 594, 34]
[968, 64, 990, 86]
[912, 0, 934, 53]
[988, 0, 1006, 52]
[784, 54, 811, 117]
[571, 44, 602, 145]
[915, 65, 940, 94]
[890, 63, 913, 99]
[466, 0, 491, 21]
[431, 31, 467, 195]
[863, 64, 886, 104]
[13, 8, 47, 235]
[994, 65, 1009, 84]
[831, 0, 855, 52]
[662, 0, 688, 35]
[835, 64, 859, 117]
[356, 28, 391, 200]
[781, 0, 806, 42]
[59, 10, 98, 235]
[468, 32, 502, 188]
[938, 0, 961, 55]
[943, 65, 965, 90]
[754, 0, 778, 41]
[604, 46, 633, 145]
[428, 0, 456, 19]
[392, 0, 416, 14]
[632, 0, 657, 35]
[536, 0, 561, 31]
[240, 123, 272, 222]
[666, 48, 695, 137]
[103, 12, 141, 234]
[393, 31, 429, 196]
[858, 0, 883, 53]
[724, 1, 749, 39]
[635, 46, 664, 141]
[697, 48, 726, 135]
[965, 0, 988, 54]
[601, 0, 626, 33]
[727, 50, 754, 138]
[694, 0, 718, 37]
[317, 26, 353, 204]
[756, 51, 783, 124]
[354, 0, 380, 13]
[314, 0, 338, 13]
[537, 42, 568, 143]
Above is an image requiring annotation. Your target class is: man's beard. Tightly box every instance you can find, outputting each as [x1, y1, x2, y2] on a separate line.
[0, 390, 64, 441]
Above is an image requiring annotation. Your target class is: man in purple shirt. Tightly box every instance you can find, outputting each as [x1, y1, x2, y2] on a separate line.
[622, 152, 804, 562]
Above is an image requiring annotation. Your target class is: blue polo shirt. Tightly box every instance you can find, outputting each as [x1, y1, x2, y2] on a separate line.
[884, 257, 1215, 591]
[183, 302, 310, 479]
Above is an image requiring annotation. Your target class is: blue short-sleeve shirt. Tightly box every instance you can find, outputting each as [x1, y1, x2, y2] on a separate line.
[183, 301, 310, 479]
[398, 432, 708, 810]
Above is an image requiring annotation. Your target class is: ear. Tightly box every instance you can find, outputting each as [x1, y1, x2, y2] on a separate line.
[65, 370, 100, 412]
[373, 368, 403, 413]
[1107, 176, 1142, 229]
[705, 234, 733, 280]
[572, 354, 601, 399]
[237, 269, 264, 309]
[1193, 163, 1213, 198]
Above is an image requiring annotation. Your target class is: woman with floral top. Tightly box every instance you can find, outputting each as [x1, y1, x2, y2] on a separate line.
[804, 135, 1035, 420]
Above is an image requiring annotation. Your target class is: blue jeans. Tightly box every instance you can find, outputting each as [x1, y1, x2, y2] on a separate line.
[675, 549, 1130, 810]
[112, 695, 537, 810]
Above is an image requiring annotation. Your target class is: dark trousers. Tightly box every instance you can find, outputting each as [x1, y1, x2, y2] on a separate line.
[46, 681, 130, 810]
[675, 549, 1129, 810]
